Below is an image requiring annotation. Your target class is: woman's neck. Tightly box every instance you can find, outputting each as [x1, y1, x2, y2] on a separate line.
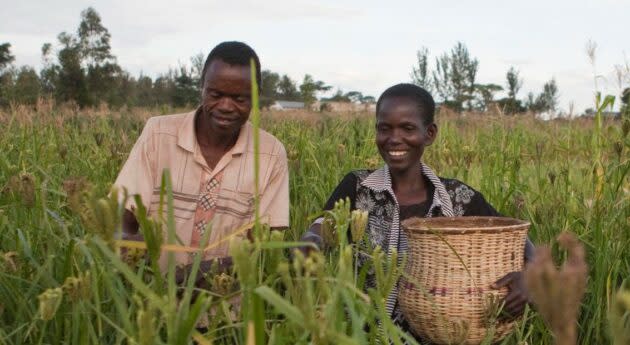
[390, 163, 429, 205]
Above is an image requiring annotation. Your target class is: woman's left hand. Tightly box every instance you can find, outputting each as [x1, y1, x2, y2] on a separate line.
[491, 271, 529, 320]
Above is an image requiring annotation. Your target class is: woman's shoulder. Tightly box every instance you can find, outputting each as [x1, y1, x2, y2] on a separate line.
[438, 177, 477, 192]
[438, 177, 500, 216]
[348, 169, 375, 182]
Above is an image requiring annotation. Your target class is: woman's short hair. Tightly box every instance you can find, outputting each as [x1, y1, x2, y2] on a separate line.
[376, 83, 436, 125]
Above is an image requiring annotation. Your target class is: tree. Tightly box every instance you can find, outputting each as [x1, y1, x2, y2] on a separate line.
[345, 91, 364, 103]
[506, 67, 523, 100]
[0, 43, 16, 106]
[538, 78, 559, 112]
[474, 83, 503, 111]
[77, 7, 123, 106]
[430, 42, 479, 111]
[12, 66, 41, 105]
[449, 42, 478, 111]
[135, 74, 154, 107]
[0, 43, 15, 72]
[496, 67, 525, 114]
[277, 75, 299, 101]
[190, 52, 204, 90]
[361, 95, 376, 103]
[261, 70, 281, 104]
[172, 66, 198, 107]
[525, 79, 559, 113]
[55, 32, 89, 106]
[432, 53, 453, 105]
[78, 7, 115, 67]
[411, 47, 432, 93]
[40, 43, 58, 96]
[621, 87, 629, 117]
[299, 74, 331, 106]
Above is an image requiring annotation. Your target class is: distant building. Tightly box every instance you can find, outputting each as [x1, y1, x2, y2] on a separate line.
[269, 100, 305, 111]
[311, 101, 376, 113]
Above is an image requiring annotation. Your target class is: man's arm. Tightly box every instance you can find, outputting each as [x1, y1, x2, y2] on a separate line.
[258, 144, 290, 229]
[115, 119, 157, 241]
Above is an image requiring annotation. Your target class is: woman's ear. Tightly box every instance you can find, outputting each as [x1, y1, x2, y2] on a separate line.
[425, 123, 438, 146]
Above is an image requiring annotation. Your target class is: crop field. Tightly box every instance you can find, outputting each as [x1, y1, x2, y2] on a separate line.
[0, 102, 629, 345]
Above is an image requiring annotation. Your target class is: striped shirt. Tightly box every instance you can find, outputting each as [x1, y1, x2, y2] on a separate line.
[114, 108, 289, 269]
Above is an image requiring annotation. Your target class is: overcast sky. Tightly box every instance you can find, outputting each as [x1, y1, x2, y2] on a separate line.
[2, 0, 628, 112]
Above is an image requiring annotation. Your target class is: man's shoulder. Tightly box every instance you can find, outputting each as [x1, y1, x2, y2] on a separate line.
[144, 112, 193, 136]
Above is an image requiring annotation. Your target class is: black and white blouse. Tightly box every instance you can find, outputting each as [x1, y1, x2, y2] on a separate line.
[303, 162, 535, 324]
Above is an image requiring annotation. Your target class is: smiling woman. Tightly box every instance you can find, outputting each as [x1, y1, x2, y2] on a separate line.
[299, 83, 535, 342]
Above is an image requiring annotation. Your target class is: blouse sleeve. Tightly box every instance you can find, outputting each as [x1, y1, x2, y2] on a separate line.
[323, 172, 358, 211]
[466, 189, 535, 263]
[464, 191, 501, 217]
[300, 172, 359, 248]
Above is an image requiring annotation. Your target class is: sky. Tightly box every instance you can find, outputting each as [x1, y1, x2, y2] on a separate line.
[2, 0, 629, 113]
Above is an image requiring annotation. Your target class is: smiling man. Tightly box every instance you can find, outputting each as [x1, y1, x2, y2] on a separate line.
[114, 41, 289, 268]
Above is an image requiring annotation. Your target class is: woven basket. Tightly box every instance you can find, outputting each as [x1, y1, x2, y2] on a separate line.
[398, 217, 529, 345]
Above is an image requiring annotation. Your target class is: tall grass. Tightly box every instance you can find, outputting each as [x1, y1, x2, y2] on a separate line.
[0, 99, 629, 344]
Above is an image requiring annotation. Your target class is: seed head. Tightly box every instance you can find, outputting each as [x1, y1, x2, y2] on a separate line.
[609, 290, 630, 345]
[38, 287, 63, 321]
[524, 232, 587, 345]
[350, 210, 368, 243]
[63, 271, 91, 302]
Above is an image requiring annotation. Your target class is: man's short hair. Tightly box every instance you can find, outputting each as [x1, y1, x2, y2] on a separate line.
[201, 41, 262, 89]
[376, 83, 436, 125]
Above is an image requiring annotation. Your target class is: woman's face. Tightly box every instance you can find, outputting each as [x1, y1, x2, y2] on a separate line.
[375, 96, 437, 174]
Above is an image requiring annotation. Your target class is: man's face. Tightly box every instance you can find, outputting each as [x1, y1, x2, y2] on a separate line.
[375, 96, 436, 174]
[200, 59, 252, 136]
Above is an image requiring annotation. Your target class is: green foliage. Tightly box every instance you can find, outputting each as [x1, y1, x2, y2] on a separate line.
[0, 104, 628, 344]
[411, 47, 432, 94]
[299, 74, 330, 106]
[0, 43, 15, 71]
[277, 74, 300, 101]
[418, 42, 479, 111]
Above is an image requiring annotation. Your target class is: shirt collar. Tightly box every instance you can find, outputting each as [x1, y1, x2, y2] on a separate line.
[177, 107, 251, 156]
[360, 162, 454, 216]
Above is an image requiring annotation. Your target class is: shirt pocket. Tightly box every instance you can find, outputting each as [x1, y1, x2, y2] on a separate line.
[215, 188, 255, 222]
[149, 188, 198, 223]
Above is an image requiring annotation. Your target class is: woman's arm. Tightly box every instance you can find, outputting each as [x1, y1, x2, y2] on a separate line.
[299, 172, 359, 252]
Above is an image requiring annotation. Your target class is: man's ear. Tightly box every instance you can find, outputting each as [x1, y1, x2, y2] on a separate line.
[425, 123, 438, 146]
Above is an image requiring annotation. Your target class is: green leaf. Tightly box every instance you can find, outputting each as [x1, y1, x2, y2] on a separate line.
[254, 286, 304, 325]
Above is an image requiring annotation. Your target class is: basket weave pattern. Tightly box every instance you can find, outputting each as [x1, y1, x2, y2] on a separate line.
[398, 217, 529, 345]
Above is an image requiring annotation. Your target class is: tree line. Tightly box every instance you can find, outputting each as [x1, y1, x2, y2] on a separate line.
[1, 7, 628, 115]
[411, 43, 565, 114]
[0, 8, 372, 110]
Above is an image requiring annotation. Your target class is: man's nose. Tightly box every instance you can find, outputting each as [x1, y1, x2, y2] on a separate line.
[216, 97, 236, 112]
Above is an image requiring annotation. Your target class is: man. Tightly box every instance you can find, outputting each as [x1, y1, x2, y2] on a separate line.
[114, 41, 289, 269]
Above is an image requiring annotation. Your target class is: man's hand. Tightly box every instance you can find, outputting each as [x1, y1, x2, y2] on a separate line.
[491, 271, 529, 321]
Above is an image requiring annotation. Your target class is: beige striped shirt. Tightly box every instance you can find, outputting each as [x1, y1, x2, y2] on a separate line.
[114, 109, 289, 268]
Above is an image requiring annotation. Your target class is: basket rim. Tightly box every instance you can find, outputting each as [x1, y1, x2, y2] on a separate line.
[402, 216, 530, 234]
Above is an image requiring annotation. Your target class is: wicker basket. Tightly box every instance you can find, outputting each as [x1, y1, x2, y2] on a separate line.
[398, 217, 529, 345]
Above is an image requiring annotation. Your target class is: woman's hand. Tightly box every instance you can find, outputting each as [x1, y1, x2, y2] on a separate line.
[491, 271, 529, 321]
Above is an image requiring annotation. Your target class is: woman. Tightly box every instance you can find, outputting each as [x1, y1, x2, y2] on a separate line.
[301, 83, 534, 339]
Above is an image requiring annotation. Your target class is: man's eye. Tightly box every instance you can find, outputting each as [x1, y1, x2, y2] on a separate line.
[234, 96, 248, 103]
[207, 90, 221, 98]
[404, 125, 416, 131]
